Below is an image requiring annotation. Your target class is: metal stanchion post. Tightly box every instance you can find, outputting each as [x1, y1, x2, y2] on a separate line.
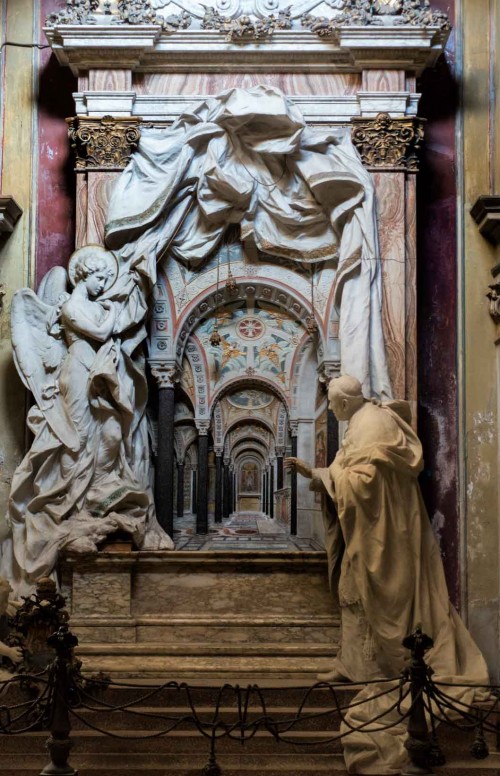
[41, 626, 79, 776]
[402, 628, 435, 776]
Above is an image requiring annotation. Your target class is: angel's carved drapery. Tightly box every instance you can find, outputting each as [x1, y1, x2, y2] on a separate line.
[106, 85, 392, 401]
[1, 247, 173, 596]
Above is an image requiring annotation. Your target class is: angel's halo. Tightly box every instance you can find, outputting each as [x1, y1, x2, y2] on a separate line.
[67, 244, 119, 290]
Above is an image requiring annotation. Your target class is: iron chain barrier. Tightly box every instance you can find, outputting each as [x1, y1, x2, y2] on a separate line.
[0, 625, 498, 776]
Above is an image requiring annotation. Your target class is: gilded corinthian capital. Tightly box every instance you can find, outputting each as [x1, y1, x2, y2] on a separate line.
[66, 115, 141, 171]
[351, 113, 425, 172]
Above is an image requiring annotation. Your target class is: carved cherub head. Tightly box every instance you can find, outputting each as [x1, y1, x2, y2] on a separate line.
[327, 375, 365, 421]
[68, 245, 118, 298]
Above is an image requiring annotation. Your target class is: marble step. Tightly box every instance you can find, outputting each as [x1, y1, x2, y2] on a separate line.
[0, 729, 344, 754]
[1, 752, 500, 775]
[77, 641, 338, 679]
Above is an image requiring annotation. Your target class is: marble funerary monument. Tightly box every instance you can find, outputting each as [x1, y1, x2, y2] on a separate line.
[1, 0, 499, 747]
[0, 0, 455, 676]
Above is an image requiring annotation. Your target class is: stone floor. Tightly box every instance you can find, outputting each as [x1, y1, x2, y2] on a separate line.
[173, 512, 323, 552]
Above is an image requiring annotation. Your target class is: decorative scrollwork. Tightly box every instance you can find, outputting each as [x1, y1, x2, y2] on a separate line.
[202, 6, 292, 39]
[302, 0, 451, 36]
[151, 363, 181, 388]
[351, 113, 425, 172]
[66, 115, 141, 171]
[46, 0, 99, 26]
[115, 0, 157, 24]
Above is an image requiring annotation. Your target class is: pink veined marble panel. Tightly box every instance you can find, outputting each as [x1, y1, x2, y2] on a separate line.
[89, 69, 132, 92]
[373, 171, 407, 400]
[405, 74, 417, 92]
[133, 72, 361, 96]
[78, 72, 89, 92]
[86, 172, 120, 245]
[75, 174, 88, 249]
[405, 175, 417, 415]
[362, 70, 405, 92]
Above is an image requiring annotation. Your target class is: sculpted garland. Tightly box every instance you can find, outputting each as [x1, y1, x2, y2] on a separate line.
[46, 0, 451, 34]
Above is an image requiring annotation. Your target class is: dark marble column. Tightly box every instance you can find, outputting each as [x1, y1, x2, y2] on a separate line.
[269, 461, 275, 519]
[263, 470, 268, 515]
[176, 461, 185, 518]
[214, 452, 223, 523]
[151, 364, 178, 539]
[192, 470, 197, 515]
[276, 453, 284, 490]
[290, 432, 298, 535]
[222, 461, 230, 518]
[231, 468, 236, 513]
[196, 424, 209, 534]
[327, 408, 339, 464]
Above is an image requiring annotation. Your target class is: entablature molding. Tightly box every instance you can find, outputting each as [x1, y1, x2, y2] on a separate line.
[44, 24, 448, 76]
[73, 91, 421, 124]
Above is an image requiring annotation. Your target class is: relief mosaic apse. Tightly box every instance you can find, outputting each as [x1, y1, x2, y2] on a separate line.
[196, 301, 303, 393]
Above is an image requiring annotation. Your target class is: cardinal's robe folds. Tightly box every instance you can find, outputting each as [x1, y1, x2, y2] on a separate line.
[311, 401, 489, 774]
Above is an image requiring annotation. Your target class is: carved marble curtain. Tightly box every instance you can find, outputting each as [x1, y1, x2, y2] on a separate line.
[105, 85, 392, 399]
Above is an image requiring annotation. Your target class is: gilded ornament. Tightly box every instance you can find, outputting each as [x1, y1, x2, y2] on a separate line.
[302, 0, 450, 34]
[202, 6, 292, 40]
[46, 0, 99, 26]
[351, 112, 425, 172]
[66, 115, 142, 171]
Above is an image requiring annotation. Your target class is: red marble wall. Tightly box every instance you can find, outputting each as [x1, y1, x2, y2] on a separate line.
[36, 0, 76, 286]
[417, 0, 460, 607]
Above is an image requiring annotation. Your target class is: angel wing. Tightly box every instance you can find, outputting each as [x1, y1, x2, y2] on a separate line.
[11, 285, 79, 452]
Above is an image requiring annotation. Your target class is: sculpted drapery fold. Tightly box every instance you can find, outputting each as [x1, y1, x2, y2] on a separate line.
[105, 85, 392, 401]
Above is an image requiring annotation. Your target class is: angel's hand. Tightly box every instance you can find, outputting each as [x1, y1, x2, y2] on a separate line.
[0, 644, 23, 664]
[101, 300, 114, 312]
[285, 457, 313, 479]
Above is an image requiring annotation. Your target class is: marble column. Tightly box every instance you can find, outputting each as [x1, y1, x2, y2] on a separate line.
[327, 408, 339, 464]
[176, 460, 185, 518]
[231, 467, 236, 514]
[214, 451, 223, 523]
[269, 461, 275, 519]
[290, 429, 298, 535]
[276, 452, 284, 490]
[223, 459, 230, 519]
[151, 364, 179, 538]
[263, 470, 268, 515]
[192, 469, 197, 515]
[196, 422, 210, 534]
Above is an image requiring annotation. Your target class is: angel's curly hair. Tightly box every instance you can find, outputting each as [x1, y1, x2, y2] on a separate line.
[73, 255, 113, 284]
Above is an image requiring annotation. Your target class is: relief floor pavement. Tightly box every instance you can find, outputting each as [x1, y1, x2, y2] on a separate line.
[173, 512, 322, 552]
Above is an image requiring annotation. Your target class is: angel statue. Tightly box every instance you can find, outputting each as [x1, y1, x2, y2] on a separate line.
[0, 245, 173, 596]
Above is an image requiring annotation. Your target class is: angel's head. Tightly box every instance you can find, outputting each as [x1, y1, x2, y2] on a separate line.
[68, 245, 118, 298]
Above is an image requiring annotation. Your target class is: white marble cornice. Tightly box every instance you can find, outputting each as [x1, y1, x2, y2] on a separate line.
[45, 25, 448, 76]
[73, 91, 421, 124]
